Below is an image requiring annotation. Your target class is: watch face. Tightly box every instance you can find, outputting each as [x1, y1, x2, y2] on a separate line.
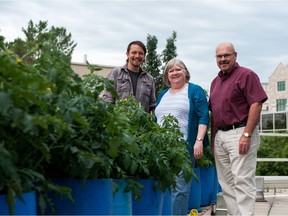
[244, 133, 250, 138]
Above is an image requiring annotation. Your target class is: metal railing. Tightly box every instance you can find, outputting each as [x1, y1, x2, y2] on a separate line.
[257, 133, 288, 190]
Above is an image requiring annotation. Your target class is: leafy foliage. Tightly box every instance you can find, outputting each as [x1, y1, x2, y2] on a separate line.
[195, 146, 215, 167]
[114, 97, 194, 193]
[1, 20, 135, 213]
[1, 21, 192, 213]
[0, 32, 72, 214]
[256, 135, 288, 176]
[42, 70, 138, 181]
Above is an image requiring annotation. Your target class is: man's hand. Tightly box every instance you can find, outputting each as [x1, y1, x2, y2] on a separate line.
[239, 135, 251, 155]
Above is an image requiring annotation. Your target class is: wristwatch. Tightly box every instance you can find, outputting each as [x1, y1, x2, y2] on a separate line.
[243, 132, 251, 138]
[197, 137, 203, 141]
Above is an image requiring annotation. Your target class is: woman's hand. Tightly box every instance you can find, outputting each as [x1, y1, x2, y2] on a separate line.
[194, 140, 203, 159]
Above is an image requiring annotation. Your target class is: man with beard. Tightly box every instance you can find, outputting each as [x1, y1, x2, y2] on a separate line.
[209, 42, 267, 216]
[103, 40, 156, 113]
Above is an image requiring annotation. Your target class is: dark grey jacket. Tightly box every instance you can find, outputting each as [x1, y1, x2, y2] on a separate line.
[102, 64, 156, 113]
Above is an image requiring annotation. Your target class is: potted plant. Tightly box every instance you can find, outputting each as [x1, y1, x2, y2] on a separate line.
[188, 145, 214, 213]
[0, 36, 72, 215]
[36, 61, 137, 214]
[0, 34, 135, 215]
[1, 26, 193, 215]
[1, 21, 139, 215]
[113, 97, 194, 215]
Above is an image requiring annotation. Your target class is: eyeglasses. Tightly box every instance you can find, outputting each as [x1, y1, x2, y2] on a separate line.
[215, 52, 235, 59]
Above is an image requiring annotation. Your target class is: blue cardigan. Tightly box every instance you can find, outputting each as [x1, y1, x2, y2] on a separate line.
[156, 83, 210, 154]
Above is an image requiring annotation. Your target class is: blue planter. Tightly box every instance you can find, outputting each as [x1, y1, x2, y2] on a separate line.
[188, 167, 202, 212]
[113, 179, 132, 215]
[200, 166, 215, 206]
[132, 179, 164, 215]
[161, 189, 171, 215]
[48, 178, 113, 215]
[0, 191, 36, 215]
[211, 167, 218, 204]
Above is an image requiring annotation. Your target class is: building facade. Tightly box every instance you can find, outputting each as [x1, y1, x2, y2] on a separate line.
[260, 62, 288, 132]
[266, 63, 288, 112]
[71, 62, 115, 78]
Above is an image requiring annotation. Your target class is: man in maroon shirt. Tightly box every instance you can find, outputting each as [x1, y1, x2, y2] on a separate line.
[209, 42, 267, 216]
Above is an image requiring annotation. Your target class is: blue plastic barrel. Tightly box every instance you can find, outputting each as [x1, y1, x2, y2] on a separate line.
[49, 178, 113, 215]
[132, 179, 164, 215]
[188, 167, 202, 212]
[200, 166, 215, 206]
[112, 179, 132, 215]
[161, 189, 172, 215]
[211, 167, 218, 204]
[0, 190, 36, 215]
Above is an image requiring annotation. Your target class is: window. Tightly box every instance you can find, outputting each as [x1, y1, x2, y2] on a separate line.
[261, 113, 273, 130]
[275, 113, 287, 129]
[276, 99, 287, 111]
[277, 81, 285, 91]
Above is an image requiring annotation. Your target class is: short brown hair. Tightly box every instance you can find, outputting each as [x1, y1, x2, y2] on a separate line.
[126, 41, 147, 55]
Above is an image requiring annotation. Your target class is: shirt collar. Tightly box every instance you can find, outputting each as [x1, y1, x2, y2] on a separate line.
[122, 63, 145, 74]
[218, 62, 239, 78]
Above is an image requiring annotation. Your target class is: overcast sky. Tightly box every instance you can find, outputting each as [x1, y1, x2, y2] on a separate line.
[1, 0, 287, 90]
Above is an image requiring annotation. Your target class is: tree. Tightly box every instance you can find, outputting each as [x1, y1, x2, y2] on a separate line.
[6, 20, 76, 64]
[144, 31, 178, 96]
[143, 34, 162, 96]
[161, 31, 177, 68]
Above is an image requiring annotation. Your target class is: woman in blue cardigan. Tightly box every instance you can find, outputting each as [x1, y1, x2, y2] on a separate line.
[155, 58, 209, 215]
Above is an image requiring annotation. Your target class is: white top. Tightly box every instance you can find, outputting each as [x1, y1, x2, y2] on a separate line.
[155, 85, 189, 140]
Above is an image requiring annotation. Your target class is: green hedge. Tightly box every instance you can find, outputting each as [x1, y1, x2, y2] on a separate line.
[256, 135, 288, 176]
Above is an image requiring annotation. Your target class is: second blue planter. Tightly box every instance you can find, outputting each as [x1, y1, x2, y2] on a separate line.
[112, 179, 132, 215]
[132, 179, 164, 215]
[161, 189, 172, 215]
[188, 167, 201, 212]
[200, 166, 215, 206]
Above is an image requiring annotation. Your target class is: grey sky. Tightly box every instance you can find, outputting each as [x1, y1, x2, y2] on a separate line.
[1, 0, 287, 90]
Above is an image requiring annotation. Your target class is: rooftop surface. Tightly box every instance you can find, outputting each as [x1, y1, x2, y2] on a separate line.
[201, 188, 288, 216]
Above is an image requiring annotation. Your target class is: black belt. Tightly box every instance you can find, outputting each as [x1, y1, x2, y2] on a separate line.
[218, 122, 246, 131]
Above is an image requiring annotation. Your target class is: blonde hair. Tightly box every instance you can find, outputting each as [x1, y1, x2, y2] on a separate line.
[163, 58, 190, 86]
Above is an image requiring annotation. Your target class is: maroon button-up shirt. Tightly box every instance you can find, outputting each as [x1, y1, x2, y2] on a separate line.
[209, 63, 268, 128]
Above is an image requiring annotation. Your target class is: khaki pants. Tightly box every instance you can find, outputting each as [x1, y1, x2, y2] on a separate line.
[214, 127, 260, 216]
